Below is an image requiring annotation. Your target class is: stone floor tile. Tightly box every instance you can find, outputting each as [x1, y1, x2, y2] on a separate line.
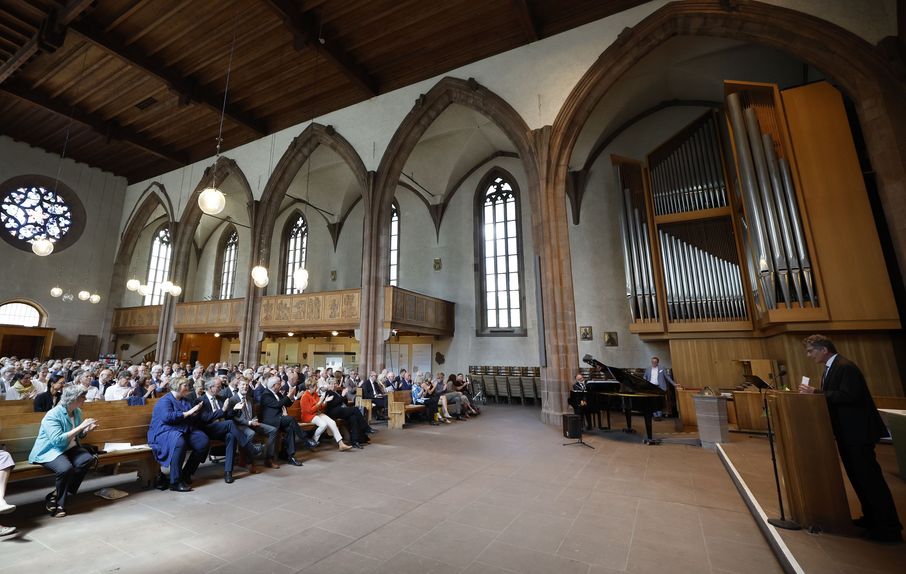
[476, 539, 591, 574]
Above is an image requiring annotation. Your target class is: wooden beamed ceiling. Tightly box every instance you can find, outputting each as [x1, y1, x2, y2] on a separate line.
[0, 0, 648, 183]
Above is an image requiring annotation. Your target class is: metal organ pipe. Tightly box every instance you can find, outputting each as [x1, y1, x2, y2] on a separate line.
[726, 92, 772, 308]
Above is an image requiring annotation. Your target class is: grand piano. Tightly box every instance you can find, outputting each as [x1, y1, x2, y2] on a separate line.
[573, 354, 667, 445]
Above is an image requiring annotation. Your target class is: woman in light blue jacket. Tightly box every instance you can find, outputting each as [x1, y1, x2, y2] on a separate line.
[28, 385, 99, 517]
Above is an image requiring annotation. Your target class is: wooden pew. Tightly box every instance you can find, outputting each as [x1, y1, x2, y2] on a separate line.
[0, 400, 36, 414]
[1, 401, 158, 487]
[387, 391, 426, 429]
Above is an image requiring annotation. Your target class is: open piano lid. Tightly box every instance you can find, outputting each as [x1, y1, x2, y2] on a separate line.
[582, 354, 666, 396]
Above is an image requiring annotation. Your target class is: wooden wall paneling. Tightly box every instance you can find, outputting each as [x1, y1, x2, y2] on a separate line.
[259, 289, 362, 332]
[111, 305, 162, 334]
[764, 332, 904, 397]
[668, 338, 768, 391]
[732, 390, 768, 431]
[173, 299, 243, 333]
[781, 82, 899, 326]
[384, 286, 455, 336]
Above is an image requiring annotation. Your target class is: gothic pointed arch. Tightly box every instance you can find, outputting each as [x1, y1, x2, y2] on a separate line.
[362, 76, 541, 370]
[171, 157, 255, 288]
[550, 0, 906, 286]
[256, 123, 369, 251]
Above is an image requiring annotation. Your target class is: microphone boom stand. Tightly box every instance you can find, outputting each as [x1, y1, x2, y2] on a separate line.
[763, 389, 801, 530]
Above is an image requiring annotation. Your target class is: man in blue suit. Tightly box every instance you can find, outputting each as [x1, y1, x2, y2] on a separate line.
[644, 357, 676, 418]
[147, 377, 208, 492]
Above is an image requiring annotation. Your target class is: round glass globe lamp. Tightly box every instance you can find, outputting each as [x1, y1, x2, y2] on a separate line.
[198, 187, 226, 216]
[31, 237, 54, 256]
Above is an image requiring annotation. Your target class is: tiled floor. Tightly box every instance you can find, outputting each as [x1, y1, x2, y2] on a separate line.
[721, 435, 906, 573]
[2, 406, 782, 574]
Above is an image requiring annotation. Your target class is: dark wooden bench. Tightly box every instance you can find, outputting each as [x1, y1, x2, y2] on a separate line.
[1, 401, 159, 488]
[387, 391, 426, 429]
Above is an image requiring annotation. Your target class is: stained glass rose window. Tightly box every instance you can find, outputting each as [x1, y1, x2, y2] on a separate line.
[0, 176, 85, 254]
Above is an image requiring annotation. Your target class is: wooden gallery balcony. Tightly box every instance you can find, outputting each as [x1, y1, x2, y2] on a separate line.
[111, 287, 455, 338]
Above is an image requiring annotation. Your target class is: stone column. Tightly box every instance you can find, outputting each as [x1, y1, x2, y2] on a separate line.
[357, 173, 385, 373]
[239, 200, 263, 366]
[533, 127, 580, 427]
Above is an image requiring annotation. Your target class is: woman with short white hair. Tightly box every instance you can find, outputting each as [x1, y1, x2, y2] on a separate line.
[29, 385, 99, 517]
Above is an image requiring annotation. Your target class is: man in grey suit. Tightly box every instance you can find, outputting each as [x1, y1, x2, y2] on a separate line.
[644, 357, 676, 418]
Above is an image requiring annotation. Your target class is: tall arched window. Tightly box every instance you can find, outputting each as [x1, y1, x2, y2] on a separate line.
[213, 227, 238, 300]
[389, 201, 400, 286]
[145, 225, 172, 305]
[283, 212, 308, 294]
[475, 169, 525, 335]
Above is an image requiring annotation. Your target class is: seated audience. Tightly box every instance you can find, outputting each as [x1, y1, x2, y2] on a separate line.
[361, 371, 387, 418]
[323, 379, 368, 448]
[447, 373, 480, 416]
[97, 368, 115, 396]
[412, 378, 445, 425]
[34, 374, 65, 412]
[147, 377, 208, 492]
[28, 385, 99, 517]
[300, 381, 353, 451]
[344, 369, 360, 405]
[198, 378, 263, 483]
[74, 371, 104, 402]
[231, 379, 277, 472]
[11, 373, 38, 400]
[427, 373, 459, 419]
[258, 376, 307, 466]
[104, 372, 134, 401]
[1, 448, 16, 537]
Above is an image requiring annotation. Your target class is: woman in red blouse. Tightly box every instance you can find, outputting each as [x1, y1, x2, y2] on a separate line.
[300, 380, 353, 451]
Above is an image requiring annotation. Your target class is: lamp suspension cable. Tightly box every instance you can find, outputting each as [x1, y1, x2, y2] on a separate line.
[198, 13, 240, 216]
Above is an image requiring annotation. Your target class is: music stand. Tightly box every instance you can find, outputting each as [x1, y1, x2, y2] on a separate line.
[743, 374, 772, 389]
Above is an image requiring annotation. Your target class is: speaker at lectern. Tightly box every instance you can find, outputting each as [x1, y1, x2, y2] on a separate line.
[767, 391, 852, 533]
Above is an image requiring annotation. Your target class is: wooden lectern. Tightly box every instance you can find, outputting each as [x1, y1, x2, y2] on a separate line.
[767, 391, 851, 532]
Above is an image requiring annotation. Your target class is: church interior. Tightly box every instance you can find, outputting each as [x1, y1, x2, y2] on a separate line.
[0, 1, 905, 572]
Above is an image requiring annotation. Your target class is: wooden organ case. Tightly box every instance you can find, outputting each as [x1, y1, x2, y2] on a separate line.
[612, 80, 902, 400]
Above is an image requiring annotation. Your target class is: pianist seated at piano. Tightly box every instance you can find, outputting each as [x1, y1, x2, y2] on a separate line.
[569, 373, 595, 431]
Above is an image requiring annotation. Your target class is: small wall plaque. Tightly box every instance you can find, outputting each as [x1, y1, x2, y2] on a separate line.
[433, 258, 442, 271]
[603, 331, 618, 347]
[330, 270, 337, 281]
[579, 326, 593, 341]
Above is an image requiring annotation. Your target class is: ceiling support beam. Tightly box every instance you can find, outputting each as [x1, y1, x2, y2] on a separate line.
[0, 81, 187, 165]
[512, 0, 539, 42]
[0, 0, 94, 84]
[69, 20, 268, 137]
[262, 0, 377, 97]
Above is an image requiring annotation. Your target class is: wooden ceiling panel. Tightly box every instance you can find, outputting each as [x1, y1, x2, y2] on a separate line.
[0, 0, 650, 181]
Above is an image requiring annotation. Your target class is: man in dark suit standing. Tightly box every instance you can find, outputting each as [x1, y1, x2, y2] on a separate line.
[258, 376, 307, 466]
[799, 334, 901, 543]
